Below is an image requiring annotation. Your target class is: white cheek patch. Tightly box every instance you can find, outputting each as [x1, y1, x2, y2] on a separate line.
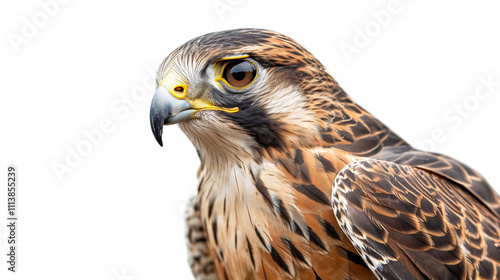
[262, 85, 305, 115]
[259, 85, 319, 145]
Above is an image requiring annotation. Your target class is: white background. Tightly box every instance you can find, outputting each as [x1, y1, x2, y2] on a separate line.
[0, 1, 498, 279]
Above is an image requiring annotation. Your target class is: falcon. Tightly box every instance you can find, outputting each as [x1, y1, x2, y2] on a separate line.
[149, 29, 500, 280]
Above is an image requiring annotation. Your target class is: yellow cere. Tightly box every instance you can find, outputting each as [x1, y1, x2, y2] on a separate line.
[159, 66, 239, 114]
[159, 70, 188, 99]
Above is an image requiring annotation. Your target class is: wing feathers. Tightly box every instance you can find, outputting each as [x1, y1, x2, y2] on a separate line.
[332, 159, 500, 280]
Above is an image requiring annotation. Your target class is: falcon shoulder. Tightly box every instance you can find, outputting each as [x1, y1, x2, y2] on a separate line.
[332, 156, 500, 280]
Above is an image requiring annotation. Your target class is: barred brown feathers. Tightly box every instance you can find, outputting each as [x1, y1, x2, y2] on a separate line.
[150, 28, 500, 280]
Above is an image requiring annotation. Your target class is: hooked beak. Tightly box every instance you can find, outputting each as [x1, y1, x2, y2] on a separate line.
[149, 86, 194, 146]
[149, 85, 239, 147]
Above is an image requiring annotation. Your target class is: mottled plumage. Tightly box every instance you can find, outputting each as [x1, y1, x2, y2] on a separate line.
[149, 29, 500, 280]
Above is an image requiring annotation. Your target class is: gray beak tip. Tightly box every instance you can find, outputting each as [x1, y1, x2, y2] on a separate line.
[154, 129, 164, 147]
[149, 86, 192, 147]
[150, 112, 165, 147]
[150, 87, 172, 148]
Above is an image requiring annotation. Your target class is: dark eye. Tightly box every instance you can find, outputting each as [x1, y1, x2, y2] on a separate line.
[223, 60, 257, 88]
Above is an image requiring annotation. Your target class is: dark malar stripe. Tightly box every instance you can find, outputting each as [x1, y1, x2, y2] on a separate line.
[293, 183, 330, 205]
[220, 93, 284, 148]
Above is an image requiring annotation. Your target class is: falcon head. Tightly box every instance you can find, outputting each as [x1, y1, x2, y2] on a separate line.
[150, 29, 344, 161]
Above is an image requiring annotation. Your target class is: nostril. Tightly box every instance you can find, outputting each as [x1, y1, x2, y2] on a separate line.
[171, 84, 187, 99]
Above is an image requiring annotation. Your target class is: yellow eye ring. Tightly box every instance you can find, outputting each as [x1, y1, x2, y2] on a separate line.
[215, 56, 258, 91]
